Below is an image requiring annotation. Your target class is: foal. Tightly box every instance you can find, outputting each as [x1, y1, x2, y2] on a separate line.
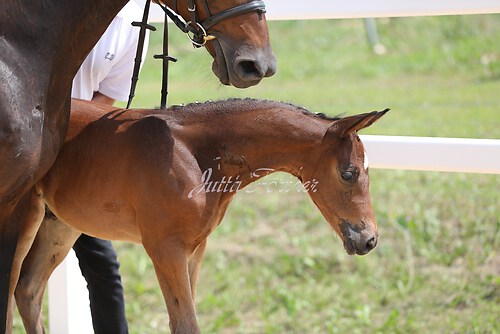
[16, 98, 387, 333]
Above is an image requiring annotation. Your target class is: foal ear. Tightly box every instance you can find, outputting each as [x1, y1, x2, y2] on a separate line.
[327, 108, 389, 139]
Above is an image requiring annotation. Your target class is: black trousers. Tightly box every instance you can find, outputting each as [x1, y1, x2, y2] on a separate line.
[73, 234, 128, 334]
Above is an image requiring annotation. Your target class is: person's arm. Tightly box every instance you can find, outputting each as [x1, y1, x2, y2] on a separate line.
[92, 91, 115, 105]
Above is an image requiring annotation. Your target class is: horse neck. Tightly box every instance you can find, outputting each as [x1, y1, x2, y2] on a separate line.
[186, 102, 331, 185]
[51, 1, 129, 93]
[1, 0, 128, 105]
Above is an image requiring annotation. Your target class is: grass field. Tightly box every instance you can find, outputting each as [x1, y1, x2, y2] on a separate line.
[14, 14, 500, 334]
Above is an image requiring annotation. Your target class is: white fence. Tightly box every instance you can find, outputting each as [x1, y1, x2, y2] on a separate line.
[47, 2, 500, 334]
[144, 0, 500, 21]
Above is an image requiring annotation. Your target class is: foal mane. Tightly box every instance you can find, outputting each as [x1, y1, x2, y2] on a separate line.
[166, 98, 341, 122]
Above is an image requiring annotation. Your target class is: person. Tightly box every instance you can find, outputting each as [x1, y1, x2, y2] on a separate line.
[70, 1, 149, 333]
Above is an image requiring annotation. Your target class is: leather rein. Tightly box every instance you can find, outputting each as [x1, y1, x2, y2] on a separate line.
[127, 0, 267, 109]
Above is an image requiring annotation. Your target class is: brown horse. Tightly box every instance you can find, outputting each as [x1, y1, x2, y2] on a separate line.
[0, 0, 275, 332]
[15, 98, 387, 333]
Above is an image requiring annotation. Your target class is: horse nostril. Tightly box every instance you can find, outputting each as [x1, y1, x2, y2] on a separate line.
[236, 60, 263, 79]
[240, 60, 257, 72]
[365, 236, 377, 251]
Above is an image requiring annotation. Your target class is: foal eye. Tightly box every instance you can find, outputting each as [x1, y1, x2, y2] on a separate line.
[341, 171, 354, 181]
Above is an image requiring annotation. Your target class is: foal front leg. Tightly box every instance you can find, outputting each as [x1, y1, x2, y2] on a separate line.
[143, 239, 200, 334]
[1, 189, 45, 334]
[188, 240, 207, 302]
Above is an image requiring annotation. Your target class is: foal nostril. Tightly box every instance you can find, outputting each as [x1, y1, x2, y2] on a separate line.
[365, 236, 377, 251]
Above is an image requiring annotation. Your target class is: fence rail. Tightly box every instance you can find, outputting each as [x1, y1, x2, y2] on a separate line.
[362, 136, 500, 174]
[48, 2, 500, 333]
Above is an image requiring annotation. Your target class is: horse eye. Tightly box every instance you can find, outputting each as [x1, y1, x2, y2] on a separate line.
[341, 171, 354, 181]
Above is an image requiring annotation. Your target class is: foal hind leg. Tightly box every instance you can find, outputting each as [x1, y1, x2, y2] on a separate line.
[16, 211, 81, 334]
[0, 189, 45, 334]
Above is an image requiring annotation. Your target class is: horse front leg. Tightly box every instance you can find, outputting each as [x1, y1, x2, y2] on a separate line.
[0, 188, 45, 334]
[16, 210, 81, 334]
[143, 238, 201, 334]
[0, 207, 23, 334]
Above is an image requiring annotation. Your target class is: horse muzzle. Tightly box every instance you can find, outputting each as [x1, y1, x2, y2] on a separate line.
[340, 219, 378, 255]
[232, 54, 276, 87]
[212, 39, 276, 88]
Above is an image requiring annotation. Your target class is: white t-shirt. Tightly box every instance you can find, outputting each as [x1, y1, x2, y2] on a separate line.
[72, 1, 149, 101]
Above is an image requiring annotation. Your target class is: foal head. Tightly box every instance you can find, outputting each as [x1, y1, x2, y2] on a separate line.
[304, 110, 388, 255]
[159, 0, 276, 88]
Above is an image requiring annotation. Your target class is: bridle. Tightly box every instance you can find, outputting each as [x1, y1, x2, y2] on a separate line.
[127, 0, 267, 109]
[160, 0, 266, 48]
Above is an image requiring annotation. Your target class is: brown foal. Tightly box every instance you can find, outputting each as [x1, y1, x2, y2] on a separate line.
[16, 98, 387, 333]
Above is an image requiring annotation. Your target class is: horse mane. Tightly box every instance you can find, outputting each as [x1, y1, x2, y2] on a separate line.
[166, 98, 341, 122]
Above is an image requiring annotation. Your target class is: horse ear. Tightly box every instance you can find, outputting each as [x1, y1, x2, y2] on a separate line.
[326, 108, 389, 139]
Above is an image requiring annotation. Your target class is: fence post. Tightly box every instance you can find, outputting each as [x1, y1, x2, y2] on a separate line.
[48, 249, 94, 334]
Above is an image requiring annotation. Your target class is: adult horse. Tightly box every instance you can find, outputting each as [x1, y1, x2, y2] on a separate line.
[0, 0, 275, 332]
[16, 98, 387, 333]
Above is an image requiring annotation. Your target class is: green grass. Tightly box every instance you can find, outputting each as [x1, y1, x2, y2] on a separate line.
[14, 14, 500, 334]
[116, 169, 499, 333]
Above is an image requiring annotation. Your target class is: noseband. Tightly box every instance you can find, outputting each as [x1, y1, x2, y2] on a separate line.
[127, 0, 267, 109]
[160, 0, 267, 47]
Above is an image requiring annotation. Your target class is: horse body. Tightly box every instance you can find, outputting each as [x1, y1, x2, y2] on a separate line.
[1, 1, 275, 332]
[0, 1, 127, 331]
[16, 98, 386, 333]
[0, 0, 127, 194]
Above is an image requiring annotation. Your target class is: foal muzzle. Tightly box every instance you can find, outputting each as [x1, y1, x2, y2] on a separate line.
[339, 220, 378, 255]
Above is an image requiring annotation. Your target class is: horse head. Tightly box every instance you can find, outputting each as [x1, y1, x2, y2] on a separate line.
[158, 0, 276, 88]
[303, 109, 389, 255]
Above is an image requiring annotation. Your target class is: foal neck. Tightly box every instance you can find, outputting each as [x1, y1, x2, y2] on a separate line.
[178, 99, 333, 181]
